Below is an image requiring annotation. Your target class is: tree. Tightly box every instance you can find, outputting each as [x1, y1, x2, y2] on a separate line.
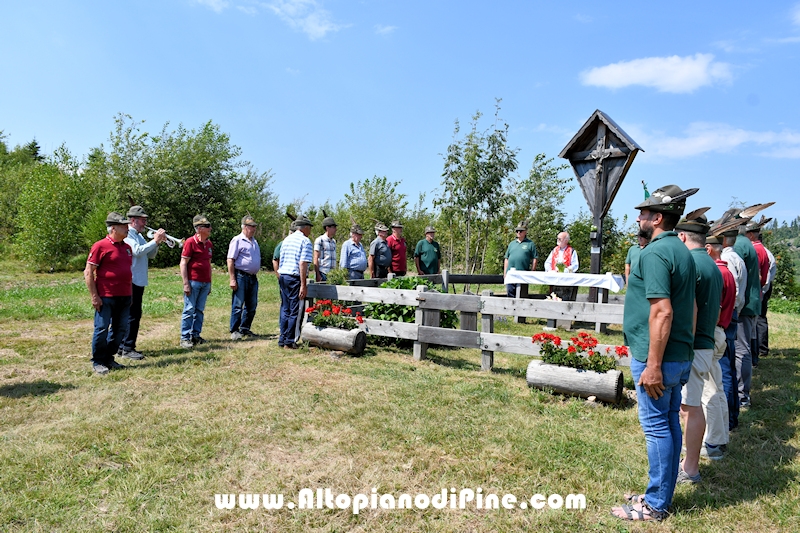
[15, 146, 95, 270]
[84, 114, 281, 267]
[437, 101, 518, 275]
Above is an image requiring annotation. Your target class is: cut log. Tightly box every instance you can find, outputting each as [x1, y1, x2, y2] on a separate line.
[526, 360, 623, 404]
[301, 323, 367, 355]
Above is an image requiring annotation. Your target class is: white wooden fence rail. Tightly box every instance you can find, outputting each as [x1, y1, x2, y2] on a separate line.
[305, 284, 632, 370]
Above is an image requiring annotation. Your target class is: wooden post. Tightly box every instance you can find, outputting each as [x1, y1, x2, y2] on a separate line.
[481, 290, 494, 371]
[514, 283, 529, 324]
[441, 269, 449, 294]
[460, 311, 478, 332]
[595, 288, 609, 333]
[413, 285, 428, 361]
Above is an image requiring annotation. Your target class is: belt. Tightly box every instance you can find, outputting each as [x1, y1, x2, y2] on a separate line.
[236, 269, 258, 278]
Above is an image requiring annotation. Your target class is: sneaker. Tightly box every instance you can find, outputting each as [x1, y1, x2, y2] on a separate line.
[740, 398, 751, 409]
[192, 336, 207, 345]
[180, 339, 194, 349]
[701, 444, 726, 461]
[231, 331, 243, 341]
[676, 467, 701, 484]
[119, 349, 144, 360]
[109, 361, 126, 370]
[241, 330, 259, 337]
[92, 363, 109, 375]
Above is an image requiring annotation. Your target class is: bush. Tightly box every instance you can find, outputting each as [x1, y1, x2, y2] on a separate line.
[768, 297, 800, 315]
[363, 276, 458, 329]
[15, 155, 94, 271]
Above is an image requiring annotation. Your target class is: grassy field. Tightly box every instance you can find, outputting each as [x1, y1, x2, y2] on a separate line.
[1, 260, 798, 532]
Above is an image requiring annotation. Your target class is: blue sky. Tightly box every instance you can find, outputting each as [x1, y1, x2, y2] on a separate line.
[3, 1, 800, 225]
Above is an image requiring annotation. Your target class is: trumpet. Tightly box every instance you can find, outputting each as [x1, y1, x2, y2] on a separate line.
[146, 226, 185, 249]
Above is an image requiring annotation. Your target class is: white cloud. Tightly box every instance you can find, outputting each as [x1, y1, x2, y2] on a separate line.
[580, 53, 732, 93]
[793, 3, 800, 26]
[237, 5, 258, 15]
[267, 0, 345, 40]
[194, 0, 229, 13]
[374, 24, 396, 36]
[628, 122, 800, 159]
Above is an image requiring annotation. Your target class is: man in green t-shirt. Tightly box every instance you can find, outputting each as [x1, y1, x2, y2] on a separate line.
[503, 220, 538, 298]
[675, 213, 724, 484]
[613, 184, 698, 523]
[414, 226, 441, 275]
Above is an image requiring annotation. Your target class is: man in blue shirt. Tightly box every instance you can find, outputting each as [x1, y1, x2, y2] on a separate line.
[340, 224, 368, 280]
[119, 206, 166, 360]
[228, 215, 262, 340]
[278, 216, 313, 349]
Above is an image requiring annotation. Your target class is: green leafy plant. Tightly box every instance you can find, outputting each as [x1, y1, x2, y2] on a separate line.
[325, 267, 349, 286]
[306, 299, 363, 330]
[363, 277, 458, 329]
[532, 331, 628, 373]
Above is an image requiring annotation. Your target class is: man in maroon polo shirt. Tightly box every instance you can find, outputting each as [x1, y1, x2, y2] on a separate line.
[84, 212, 134, 375]
[180, 215, 213, 348]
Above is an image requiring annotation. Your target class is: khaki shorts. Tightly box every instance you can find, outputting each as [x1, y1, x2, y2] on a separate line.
[682, 348, 714, 407]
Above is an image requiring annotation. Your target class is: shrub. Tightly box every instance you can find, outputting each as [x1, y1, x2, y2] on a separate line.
[363, 277, 458, 329]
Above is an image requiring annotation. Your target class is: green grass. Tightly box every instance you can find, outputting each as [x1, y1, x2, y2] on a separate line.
[0, 261, 798, 532]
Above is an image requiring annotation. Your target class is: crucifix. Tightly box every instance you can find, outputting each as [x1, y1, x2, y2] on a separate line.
[559, 110, 643, 300]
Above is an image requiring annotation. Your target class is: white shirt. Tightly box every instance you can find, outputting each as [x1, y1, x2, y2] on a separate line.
[722, 246, 747, 314]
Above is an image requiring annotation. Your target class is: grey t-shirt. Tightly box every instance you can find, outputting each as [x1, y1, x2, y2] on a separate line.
[370, 237, 392, 266]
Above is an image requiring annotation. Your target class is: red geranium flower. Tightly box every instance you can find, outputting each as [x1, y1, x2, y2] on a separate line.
[323, 310, 331, 317]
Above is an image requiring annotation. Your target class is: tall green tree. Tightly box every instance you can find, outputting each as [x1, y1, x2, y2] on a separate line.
[85, 114, 280, 267]
[437, 101, 518, 274]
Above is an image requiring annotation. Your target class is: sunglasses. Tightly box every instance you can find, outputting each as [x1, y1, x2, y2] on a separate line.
[196, 224, 211, 229]
[515, 229, 525, 233]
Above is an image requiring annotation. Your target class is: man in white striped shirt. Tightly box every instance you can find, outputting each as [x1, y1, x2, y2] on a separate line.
[277, 216, 313, 349]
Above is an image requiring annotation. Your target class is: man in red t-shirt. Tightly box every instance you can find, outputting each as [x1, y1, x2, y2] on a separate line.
[180, 215, 213, 348]
[84, 212, 133, 375]
[386, 220, 407, 277]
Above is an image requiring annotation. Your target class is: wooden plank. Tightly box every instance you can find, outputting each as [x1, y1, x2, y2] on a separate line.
[358, 319, 418, 340]
[571, 147, 629, 161]
[417, 292, 481, 312]
[480, 296, 625, 323]
[418, 326, 480, 347]
[481, 289, 494, 371]
[447, 274, 505, 284]
[414, 286, 428, 361]
[460, 311, 478, 331]
[307, 284, 421, 306]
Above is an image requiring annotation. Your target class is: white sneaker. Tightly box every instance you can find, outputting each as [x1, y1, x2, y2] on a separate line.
[179, 339, 194, 349]
[231, 331, 243, 341]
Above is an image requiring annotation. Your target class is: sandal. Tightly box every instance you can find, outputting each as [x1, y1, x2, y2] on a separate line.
[623, 493, 644, 504]
[611, 501, 668, 521]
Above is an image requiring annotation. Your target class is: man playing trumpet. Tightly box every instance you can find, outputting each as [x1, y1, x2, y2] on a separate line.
[120, 205, 167, 360]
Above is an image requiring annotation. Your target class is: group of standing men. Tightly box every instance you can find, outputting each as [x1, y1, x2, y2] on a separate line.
[273, 215, 441, 350]
[85, 208, 265, 373]
[611, 184, 776, 522]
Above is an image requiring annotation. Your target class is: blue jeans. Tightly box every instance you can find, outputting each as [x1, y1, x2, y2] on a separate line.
[723, 318, 739, 430]
[230, 272, 258, 334]
[736, 314, 755, 403]
[347, 269, 364, 280]
[278, 274, 301, 347]
[181, 281, 211, 341]
[92, 295, 131, 366]
[631, 358, 692, 512]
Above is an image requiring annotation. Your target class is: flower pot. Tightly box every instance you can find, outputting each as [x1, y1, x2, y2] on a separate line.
[301, 322, 367, 355]
[526, 360, 623, 404]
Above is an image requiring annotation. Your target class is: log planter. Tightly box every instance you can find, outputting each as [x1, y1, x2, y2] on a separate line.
[301, 322, 367, 355]
[526, 360, 623, 404]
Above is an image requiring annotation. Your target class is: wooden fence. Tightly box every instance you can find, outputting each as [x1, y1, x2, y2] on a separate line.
[304, 283, 632, 371]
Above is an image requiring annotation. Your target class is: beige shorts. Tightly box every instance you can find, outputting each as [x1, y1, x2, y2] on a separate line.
[682, 348, 714, 407]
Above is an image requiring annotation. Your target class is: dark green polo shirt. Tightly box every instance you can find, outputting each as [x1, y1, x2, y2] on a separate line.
[691, 247, 723, 350]
[734, 235, 761, 317]
[504, 238, 538, 272]
[623, 231, 696, 364]
[414, 238, 441, 275]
